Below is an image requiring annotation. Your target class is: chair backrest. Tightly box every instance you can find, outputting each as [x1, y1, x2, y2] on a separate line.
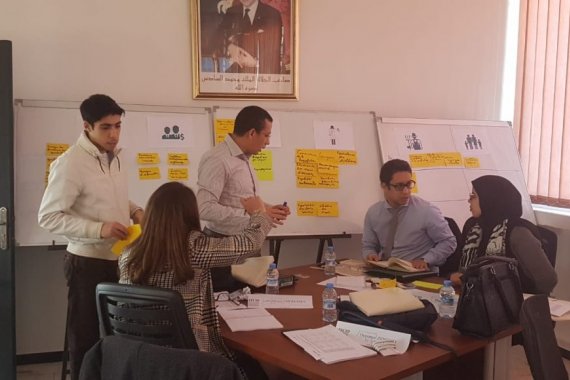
[520, 295, 568, 380]
[438, 217, 464, 277]
[80, 336, 242, 380]
[95, 282, 198, 349]
[536, 225, 558, 268]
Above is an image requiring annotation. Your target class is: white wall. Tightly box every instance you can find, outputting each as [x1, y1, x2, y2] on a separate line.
[1, 0, 517, 354]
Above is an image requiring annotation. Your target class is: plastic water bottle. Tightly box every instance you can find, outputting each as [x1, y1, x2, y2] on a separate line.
[324, 245, 336, 276]
[322, 283, 338, 323]
[439, 280, 456, 318]
[265, 263, 279, 294]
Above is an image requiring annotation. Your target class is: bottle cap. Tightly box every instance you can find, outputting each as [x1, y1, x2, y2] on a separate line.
[443, 280, 452, 286]
[269, 263, 276, 269]
[327, 245, 334, 251]
[326, 283, 334, 288]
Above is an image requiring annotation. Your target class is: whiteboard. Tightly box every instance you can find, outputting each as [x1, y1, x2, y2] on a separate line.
[14, 100, 213, 246]
[213, 107, 382, 236]
[375, 117, 535, 230]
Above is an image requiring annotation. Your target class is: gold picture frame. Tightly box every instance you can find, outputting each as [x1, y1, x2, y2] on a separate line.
[191, 0, 298, 99]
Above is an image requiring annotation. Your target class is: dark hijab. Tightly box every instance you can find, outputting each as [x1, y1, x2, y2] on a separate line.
[472, 175, 522, 229]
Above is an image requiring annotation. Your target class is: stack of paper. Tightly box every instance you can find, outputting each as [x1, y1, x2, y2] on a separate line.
[318, 276, 369, 291]
[336, 321, 411, 356]
[217, 308, 283, 332]
[283, 325, 377, 364]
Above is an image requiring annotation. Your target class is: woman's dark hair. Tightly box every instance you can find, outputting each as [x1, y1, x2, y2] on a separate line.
[125, 182, 201, 285]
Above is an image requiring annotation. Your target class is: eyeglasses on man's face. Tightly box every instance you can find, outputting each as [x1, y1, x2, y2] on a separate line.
[388, 180, 416, 191]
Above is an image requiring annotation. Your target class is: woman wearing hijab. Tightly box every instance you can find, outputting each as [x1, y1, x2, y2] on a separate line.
[450, 175, 557, 294]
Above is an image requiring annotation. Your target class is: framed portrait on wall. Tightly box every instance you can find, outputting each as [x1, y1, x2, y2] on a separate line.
[191, 0, 298, 99]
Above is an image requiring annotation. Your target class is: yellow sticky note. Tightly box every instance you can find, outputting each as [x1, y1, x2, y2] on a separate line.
[46, 143, 69, 157]
[139, 167, 161, 180]
[296, 149, 319, 164]
[409, 152, 463, 168]
[215, 119, 235, 144]
[111, 224, 142, 255]
[412, 281, 442, 290]
[317, 162, 339, 175]
[137, 153, 160, 164]
[378, 278, 397, 289]
[168, 153, 189, 165]
[297, 201, 318, 216]
[168, 167, 189, 180]
[252, 150, 273, 181]
[318, 150, 340, 165]
[317, 202, 339, 217]
[464, 157, 480, 168]
[338, 150, 357, 165]
[317, 173, 339, 188]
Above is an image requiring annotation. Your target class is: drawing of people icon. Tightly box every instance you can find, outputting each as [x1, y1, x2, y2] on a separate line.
[466, 134, 473, 149]
[411, 133, 422, 150]
[329, 125, 338, 145]
[162, 126, 171, 140]
[477, 138, 482, 149]
[471, 134, 478, 149]
[172, 125, 180, 139]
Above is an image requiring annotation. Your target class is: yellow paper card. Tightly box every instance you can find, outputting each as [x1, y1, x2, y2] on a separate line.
[317, 202, 339, 217]
[46, 143, 69, 157]
[409, 152, 463, 168]
[296, 149, 319, 164]
[168, 167, 189, 180]
[137, 153, 160, 164]
[297, 201, 318, 216]
[252, 150, 273, 181]
[111, 224, 142, 256]
[215, 119, 235, 144]
[139, 167, 161, 180]
[168, 153, 189, 165]
[464, 157, 480, 168]
[338, 150, 357, 165]
[412, 281, 442, 290]
[411, 172, 418, 194]
[317, 173, 339, 188]
[318, 150, 339, 165]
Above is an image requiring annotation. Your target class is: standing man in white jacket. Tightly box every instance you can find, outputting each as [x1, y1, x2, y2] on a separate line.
[38, 94, 143, 380]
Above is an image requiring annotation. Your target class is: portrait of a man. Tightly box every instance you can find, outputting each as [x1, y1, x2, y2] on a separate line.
[193, 0, 297, 98]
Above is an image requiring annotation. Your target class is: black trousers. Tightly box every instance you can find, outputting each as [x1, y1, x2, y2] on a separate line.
[63, 253, 118, 380]
[203, 228, 249, 292]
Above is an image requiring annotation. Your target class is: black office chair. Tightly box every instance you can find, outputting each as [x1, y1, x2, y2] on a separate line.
[438, 217, 463, 277]
[80, 335, 242, 380]
[520, 295, 568, 380]
[95, 282, 198, 349]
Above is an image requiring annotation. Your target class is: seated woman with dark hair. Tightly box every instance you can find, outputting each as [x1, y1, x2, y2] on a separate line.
[119, 181, 272, 379]
[450, 175, 557, 294]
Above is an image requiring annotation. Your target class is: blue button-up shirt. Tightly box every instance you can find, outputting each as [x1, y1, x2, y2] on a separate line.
[361, 196, 456, 266]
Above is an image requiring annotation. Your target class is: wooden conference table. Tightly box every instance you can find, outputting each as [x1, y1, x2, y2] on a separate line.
[220, 265, 519, 380]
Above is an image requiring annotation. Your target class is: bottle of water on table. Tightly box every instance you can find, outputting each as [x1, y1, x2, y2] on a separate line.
[439, 280, 456, 318]
[265, 263, 279, 294]
[324, 245, 336, 276]
[322, 283, 338, 323]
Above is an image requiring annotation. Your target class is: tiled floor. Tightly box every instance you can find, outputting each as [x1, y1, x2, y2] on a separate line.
[16, 345, 570, 380]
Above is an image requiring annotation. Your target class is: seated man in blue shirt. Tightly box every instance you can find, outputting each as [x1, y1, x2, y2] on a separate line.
[362, 159, 456, 270]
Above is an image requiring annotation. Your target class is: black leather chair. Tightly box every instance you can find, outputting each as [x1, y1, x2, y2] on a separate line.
[438, 217, 463, 277]
[520, 295, 568, 380]
[80, 335, 242, 380]
[95, 282, 198, 349]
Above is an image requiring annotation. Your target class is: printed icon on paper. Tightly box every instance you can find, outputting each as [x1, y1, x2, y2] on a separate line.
[161, 125, 185, 141]
[405, 133, 423, 151]
[329, 125, 340, 146]
[464, 134, 482, 150]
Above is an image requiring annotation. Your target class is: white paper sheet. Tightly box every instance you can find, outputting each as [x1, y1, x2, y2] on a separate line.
[283, 325, 377, 364]
[318, 276, 370, 291]
[336, 321, 411, 356]
[217, 308, 283, 332]
[247, 294, 313, 309]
